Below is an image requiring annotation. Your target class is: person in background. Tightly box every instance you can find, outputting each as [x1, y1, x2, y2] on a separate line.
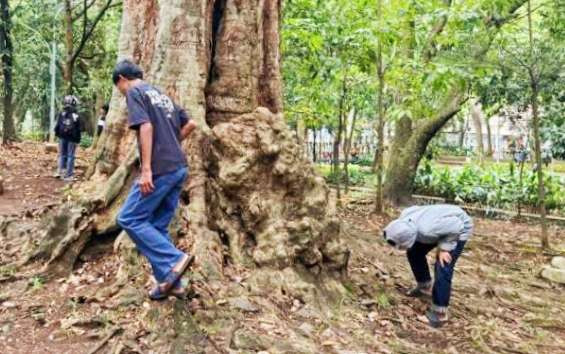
[383, 204, 473, 327]
[54, 95, 81, 181]
[97, 103, 109, 137]
[113, 59, 197, 300]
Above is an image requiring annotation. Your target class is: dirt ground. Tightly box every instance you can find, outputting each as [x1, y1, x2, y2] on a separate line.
[1, 143, 564, 354]
[0, 142, 90, 216]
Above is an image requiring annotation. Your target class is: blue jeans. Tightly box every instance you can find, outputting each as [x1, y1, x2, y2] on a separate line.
[407, 240, 466, 307]
[117, 167, 188, 283]
[58, 139, 77, 177]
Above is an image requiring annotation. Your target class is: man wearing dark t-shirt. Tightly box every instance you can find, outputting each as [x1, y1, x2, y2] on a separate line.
[113, 60, 197, 300]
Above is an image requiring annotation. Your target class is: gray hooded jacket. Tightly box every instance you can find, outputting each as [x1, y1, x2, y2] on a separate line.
[383, 204, 473, 251]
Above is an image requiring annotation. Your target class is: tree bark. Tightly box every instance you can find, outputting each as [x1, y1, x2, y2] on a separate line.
[332, 75, 347, 204]
[527, 0, 548, 248]
[29, 0, 348, 284]
[458, 116, 467, 148]
[63, 0, 74, 94]
[471, 100, 485, 159]
[384, 90, 466, 205]
[91, 94, 105, 149]
[0, 0, 15, 144]
[312, 129, 317, 162]
[343, 108, 357, 194]
[375, 3, 385, 213]
[485, 117, 493, 157]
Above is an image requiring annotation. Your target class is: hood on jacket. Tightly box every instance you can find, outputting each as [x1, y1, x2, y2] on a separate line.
[383, 219, 417, 250]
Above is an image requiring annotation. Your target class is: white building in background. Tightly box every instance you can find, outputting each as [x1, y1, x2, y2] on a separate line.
[441, 106, 533, 160]
[304, 106, 539, 162]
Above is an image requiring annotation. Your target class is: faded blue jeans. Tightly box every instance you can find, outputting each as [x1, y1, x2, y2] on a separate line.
[407, 240, 466, 308]
[58, 139, 77, 177]
[117, 167, 188, 283]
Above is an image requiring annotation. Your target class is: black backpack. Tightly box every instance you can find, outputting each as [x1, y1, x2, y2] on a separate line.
[60, 112, 78, 136]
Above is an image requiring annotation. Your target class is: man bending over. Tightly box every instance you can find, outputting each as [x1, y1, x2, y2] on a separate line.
[383, 204, 473, 327]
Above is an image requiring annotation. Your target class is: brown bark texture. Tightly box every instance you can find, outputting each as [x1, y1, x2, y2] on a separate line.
[471, 100, 485, 158]
[384, 91, 466, 205]
[19, 0, 348, 284]
[0, 0, 15, 144]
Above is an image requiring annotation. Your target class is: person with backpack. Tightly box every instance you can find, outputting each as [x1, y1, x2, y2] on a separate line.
[383, 204, 473, 327]
[113, 60, 197, 300]
[54, 95, 81, 181]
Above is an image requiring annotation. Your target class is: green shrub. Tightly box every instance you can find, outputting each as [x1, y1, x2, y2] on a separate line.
[414, 161, 565, 214]
[80, 135, 93, 149]
[22, 131, 47, 142]
[317, 164, 372, 187]
[353, 156, 373, 167]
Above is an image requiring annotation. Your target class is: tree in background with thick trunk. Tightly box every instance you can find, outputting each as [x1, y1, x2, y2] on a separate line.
[383, 0, 528, 205]
[0, 0, 15, 144]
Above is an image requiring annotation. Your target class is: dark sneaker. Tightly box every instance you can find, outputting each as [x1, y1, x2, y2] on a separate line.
[425, 308, 448, 328]
[406, 286, 432, 298]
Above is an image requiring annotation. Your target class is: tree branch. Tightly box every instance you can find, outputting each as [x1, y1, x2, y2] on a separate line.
[423, 0, 452, 62]
[82, 0, 88, 45]
[415, 87, 468, 154]
[71, 0, 96, 22]
[429, 0, 528, 61]
[485, 0, 528, 28]
[70, 0, 114, 67]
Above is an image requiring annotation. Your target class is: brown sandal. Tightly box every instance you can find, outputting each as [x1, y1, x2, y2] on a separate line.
[149, 254, 194, 300]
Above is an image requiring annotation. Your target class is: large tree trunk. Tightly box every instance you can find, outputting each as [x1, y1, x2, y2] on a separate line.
[0, 0, 15, 144]
[25, 0, 348, 286]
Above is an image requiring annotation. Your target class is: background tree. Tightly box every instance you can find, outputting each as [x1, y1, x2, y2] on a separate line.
[0, 0, 15, 144]
[493, 0, 563, 247]
[383, 0, 529, 204]
[5, 0, 121, 140]
[62, 0, 120, 94]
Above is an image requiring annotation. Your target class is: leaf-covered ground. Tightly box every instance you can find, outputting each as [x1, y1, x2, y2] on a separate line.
[1, 143, 564, 353]
[0, 142, 90, 217]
